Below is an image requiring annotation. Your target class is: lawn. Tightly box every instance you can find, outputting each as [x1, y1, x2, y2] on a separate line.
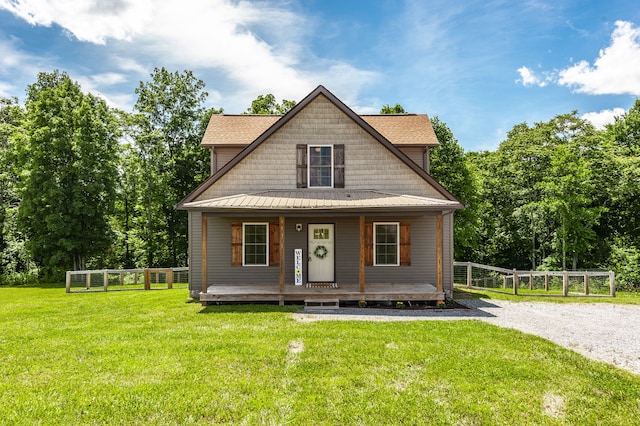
[1, 286, 639, 425]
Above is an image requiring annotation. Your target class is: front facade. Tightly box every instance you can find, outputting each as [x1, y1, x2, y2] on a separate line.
[178, 86, 463, 304]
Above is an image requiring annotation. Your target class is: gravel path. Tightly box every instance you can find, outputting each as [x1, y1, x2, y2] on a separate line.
[294, 300, 640, 376]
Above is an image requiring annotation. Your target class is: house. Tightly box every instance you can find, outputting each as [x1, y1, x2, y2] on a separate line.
[178, 85, 463, 305]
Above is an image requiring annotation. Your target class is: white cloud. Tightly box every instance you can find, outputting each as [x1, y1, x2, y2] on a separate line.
[0, 0, 152, 44]
[558, 21, 640, 95]
[0, 0, 378, 109]
[581, 108, 626, 130]
[517, 66, 548, 87]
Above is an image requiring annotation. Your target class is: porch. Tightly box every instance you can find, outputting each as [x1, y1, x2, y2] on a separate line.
[199, 282, 443, 304]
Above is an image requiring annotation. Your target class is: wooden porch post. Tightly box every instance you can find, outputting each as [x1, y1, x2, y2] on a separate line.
[279, 216, 285, 293]
[201, 215, 208, 294]
[359, 215, 365, 293]
[436, 214, 443, 294]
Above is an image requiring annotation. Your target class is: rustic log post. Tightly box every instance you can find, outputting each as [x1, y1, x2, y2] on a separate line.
[512, 269, 518, 295]
[66, 271, 71, 293]
[529, 272, 533, 290]
[134, 272, 138, 285]
[562, 271, 569, 296]
[609, 271, 616, 297]
[359, 216, 365, 293]
[583, 274, 589, 295]
[502, 275, 507, 289]
[436, 215, 443, 294]
[466, 262, 472, 288]
[86, 272, 91, 290]
[201, 215, 208, 295]
[103, 270, 109, 292]
[120, 272, 124, 286]
[279, 216, 285, 294]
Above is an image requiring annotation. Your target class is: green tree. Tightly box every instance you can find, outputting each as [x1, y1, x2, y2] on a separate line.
[246, 94, 295, 114]
[17, 71, 119, 275]
[429, 116, 480, 260]
[132, 67, 220, 267]
[380, 103, 406, 114]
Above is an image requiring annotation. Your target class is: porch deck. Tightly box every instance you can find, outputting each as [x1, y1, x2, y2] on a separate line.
[199, 282, 443, 304]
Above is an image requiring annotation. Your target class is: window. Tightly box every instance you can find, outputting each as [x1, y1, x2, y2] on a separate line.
[243, 223, 268, 266]
[374, 222, 399, 266]
[297, 144, 344, 188]
[308, 145, 333, 187]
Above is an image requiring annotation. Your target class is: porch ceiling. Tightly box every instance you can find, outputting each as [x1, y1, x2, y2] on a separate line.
[181, 189, 462, 213]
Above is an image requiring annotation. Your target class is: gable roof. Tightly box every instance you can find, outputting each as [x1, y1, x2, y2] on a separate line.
[178, 85, 461, 208]
[201, 113, 439, 147]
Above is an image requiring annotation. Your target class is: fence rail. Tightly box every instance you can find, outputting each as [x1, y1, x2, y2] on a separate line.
[66, 267, 189, 293]
[453, 262, 615, 297]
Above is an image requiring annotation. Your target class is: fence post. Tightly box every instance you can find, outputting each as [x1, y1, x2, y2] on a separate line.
[66, 271, 71, 293]
[167, 269, 174, 289]
[466, 262, 472, 288]
[563, 271, 569, 296]
[144, 269, 150, 290]
[529, 272, 533, 290]
[512, 269, 518, 295]
[86, 272, 91, 290]
[544, 274, 549, 291]
[583, 274, 589, 296]
[609, 271, 616, 297]
[103, 270, 108, 292]
[502, 275, 507, 289]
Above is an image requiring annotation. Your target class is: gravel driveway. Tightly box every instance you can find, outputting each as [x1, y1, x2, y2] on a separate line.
[294, 299, 640, 376]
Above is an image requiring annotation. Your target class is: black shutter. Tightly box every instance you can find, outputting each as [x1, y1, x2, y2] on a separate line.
[296, 144, 307, 188]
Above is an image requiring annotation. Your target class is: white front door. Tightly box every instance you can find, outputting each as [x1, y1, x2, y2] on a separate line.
[308, 224, 335, 282]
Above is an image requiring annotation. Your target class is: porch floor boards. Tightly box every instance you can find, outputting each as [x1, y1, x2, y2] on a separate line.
[200, 282, 443, 303]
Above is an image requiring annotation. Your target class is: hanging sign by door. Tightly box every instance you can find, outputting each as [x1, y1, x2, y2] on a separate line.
[294, 249, 303, 286]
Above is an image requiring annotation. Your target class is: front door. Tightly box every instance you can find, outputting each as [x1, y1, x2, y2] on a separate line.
[308, 224, 335, 282]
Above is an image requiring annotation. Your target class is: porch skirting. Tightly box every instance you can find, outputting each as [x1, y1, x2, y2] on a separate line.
[199, 282, 443, 304]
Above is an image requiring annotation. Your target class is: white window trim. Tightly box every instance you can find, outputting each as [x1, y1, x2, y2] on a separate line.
[307, 145, 334, 188]
[242, 222, 269, 266]
[373, 222, 400, 266]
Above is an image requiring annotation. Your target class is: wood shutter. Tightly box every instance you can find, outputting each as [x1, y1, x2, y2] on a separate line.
[400, 222, 411, 266]
[269, 223, 280, 267]
[334, 144, 345, 188]
[364, 222, 373, 266]
[296, 144, 307, 188]
[231, 222, 242, 266]
[365, 222, 411, 266]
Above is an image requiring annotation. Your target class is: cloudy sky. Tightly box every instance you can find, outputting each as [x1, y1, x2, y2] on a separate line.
[1, 0, 639, 151]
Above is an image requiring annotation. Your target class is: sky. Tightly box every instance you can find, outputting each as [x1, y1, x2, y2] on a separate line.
[1, 0, 639, 152]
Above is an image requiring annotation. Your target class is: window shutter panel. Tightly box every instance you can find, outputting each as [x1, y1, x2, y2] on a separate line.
[296, 144, 307, 188]
[334, 144, 345, 188]
[364, 222, 373, 266]
[400, 222, 411, 266]
[269, 223, 280, 267]
[231, 222, 242, 266]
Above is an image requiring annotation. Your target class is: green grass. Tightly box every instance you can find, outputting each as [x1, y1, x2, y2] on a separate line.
[1, 286, 639, 425]
[456, 285, 640, 304]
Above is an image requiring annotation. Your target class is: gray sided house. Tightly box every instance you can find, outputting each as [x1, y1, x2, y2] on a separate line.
[178, 86, 463, 304]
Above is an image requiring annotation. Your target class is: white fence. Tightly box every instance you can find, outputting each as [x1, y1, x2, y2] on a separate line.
[453, 262, 615, 297]
[66, 267, 189, 293]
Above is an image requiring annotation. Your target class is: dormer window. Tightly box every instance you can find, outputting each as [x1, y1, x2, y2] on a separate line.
[308, 145, 333, 187]
[296, 144, 344, 188]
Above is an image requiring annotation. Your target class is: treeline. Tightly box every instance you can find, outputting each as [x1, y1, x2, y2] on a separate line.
[440, 107, 640, 290]
[1, 69, 639, 290]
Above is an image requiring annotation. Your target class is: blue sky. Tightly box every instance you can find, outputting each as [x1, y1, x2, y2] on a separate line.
[1, 0, 639, 151]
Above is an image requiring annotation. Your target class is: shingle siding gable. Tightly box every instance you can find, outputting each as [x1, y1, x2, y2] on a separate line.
[195, 95, 445, 201]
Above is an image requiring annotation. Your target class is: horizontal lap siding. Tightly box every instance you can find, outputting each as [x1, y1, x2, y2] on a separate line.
[365, 216, 435, 284]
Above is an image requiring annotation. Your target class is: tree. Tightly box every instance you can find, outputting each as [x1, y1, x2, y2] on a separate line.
[246, 94, 295, 114]
[380, 103, 406, 114]
[0, 97, 29, 278]
[429, 116, 480, 260]
[132, 67, 220, 267]
[17, 71, 119, 275]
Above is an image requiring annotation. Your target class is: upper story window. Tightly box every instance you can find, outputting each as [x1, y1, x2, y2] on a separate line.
[308, 145, 333, 187]
[296, 144, 344, 189]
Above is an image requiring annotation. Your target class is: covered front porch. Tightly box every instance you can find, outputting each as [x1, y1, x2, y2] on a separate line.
[199, 282, 442, 304]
